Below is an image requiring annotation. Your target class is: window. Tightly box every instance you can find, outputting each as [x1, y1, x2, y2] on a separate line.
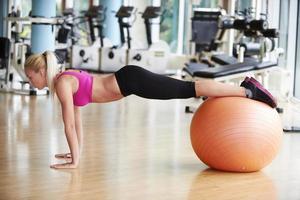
[295, 1, 300, 98]
[278, 0, 289, 69]
[21, 0, 32, 17]
[236, 0, 252, 12]
[194, 0, 219, 8]
[56, 0, 63, 16]
[278, 0, 298, 98]
[160, 0, 179, 53]
[74, 0, 89, 14]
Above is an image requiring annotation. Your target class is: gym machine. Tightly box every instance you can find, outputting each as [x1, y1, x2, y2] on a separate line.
[99, 6, 135, 72]
[71, 5, 112, 71]
[127, 6, 170, 73]
[2, 16, 58, 95]
[184, 7, 280, 81]
[183, 7, 284, 114]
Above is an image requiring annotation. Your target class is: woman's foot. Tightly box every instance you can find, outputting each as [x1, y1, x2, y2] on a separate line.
[241, 77, 277, 108]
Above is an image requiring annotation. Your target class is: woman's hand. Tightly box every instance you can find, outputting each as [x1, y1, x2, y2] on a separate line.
[55, 153, 72, 158]
[55, 153, 72, 162]
[50, 162, 78, 169]
[55, 153, 72, 160]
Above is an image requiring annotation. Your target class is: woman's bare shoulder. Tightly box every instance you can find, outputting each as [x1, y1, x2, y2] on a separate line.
[55, 74, 78, 94]
[55, 74, 73, 86]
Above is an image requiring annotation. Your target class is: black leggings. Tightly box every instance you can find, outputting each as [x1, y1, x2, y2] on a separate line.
[115, 65, 196, 99]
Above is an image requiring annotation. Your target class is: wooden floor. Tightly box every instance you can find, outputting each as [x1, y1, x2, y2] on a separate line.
[0, 93, 300, 200]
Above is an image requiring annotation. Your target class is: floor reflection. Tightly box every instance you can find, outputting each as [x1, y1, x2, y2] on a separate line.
[187, 169, 277, 200]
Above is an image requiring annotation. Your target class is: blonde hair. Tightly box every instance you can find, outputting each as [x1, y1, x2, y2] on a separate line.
[24, 51, 59, 96]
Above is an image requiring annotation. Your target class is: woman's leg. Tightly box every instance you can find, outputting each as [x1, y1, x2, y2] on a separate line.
[194, 79, 246, 97]
[113, 65, 276, 107]
[114, 65, 246, 99]
[195, 78, 277, 108]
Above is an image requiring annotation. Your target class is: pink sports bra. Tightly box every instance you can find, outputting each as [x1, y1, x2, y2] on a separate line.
[57, 70, 93, 106]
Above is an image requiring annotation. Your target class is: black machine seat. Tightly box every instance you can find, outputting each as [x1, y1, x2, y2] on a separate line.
[0, 37, 10, 59]
[211, 54, 239, 65]
[255, 61, 277, 70]
[184, 61, 256, 78]
[116, 6, 134, 18]
[184, 62, 210, 72]
[115, 6, 135, 49]
[184, 59, 277, 78]
[0, 37, 10, 70]
[142, 6, 161, 19]
[0, 37, 11, 84]
[211, 53, 259, 65]
[191, 9, 222, 53]
[142, 6, 162, 48]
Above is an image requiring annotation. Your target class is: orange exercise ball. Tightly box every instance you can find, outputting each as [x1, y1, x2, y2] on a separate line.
[190, 97, 283, 172]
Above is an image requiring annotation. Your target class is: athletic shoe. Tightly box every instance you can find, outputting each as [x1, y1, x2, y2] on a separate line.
[240, 77, 277, 108]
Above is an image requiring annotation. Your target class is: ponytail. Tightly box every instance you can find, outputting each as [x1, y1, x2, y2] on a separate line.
[44, 51, 59, 96]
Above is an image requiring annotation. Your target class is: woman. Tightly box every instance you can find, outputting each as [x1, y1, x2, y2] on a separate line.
[24, 51, 277, 169]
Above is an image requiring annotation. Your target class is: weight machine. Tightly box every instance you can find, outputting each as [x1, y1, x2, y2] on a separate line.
[126, 6, 170, 73]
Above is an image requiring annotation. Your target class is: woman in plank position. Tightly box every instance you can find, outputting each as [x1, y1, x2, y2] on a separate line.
[24, 51, 277, 169]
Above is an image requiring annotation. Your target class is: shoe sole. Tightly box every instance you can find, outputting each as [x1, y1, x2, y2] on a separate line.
[243, 77, 277, 107]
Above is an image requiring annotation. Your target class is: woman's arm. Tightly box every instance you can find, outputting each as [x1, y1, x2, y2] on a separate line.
[74, 107, 83, 155]
[50, 79, 80, 169]
[54, 107, 83, 161]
